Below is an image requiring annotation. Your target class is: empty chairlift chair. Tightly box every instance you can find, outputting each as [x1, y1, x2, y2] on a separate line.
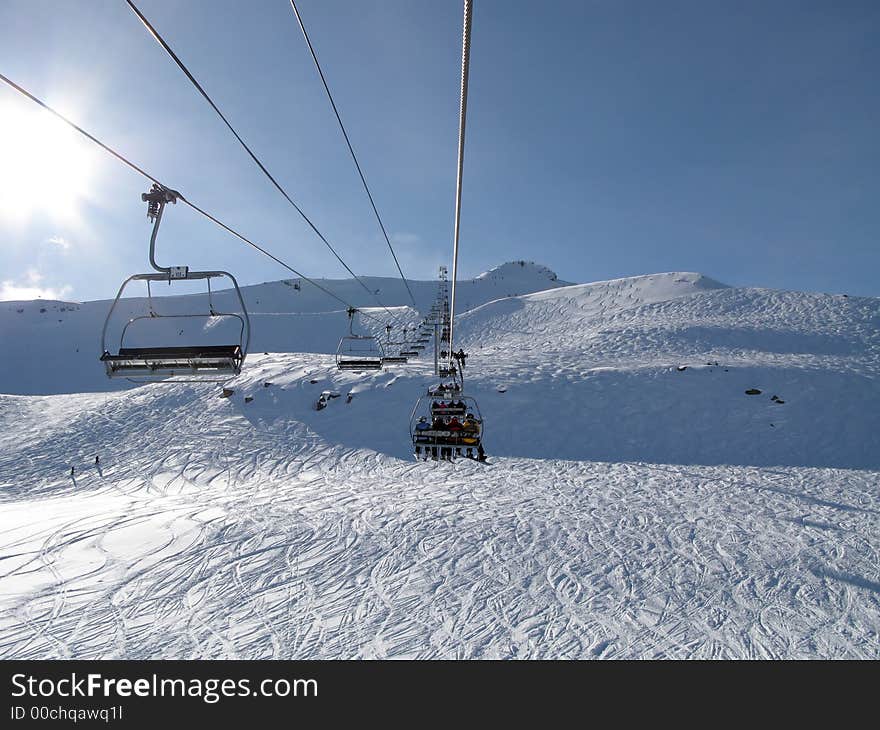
[380, 325, 408, 365]
[399, 327, 420, 357]
[336, 308, 384, 370]
[100, 185, 250, 382]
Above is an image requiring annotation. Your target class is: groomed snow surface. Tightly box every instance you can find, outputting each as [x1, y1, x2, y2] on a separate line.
[0, 266, 878, 658]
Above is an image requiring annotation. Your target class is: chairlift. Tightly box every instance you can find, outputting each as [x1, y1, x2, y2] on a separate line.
[99, 185, 250, 382]
[380, 324, 408, 365]
[336, 307, 384, 370]
[410, 382, 484, 461]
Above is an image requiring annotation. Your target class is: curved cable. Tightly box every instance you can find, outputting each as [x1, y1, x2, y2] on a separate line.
[0, 70, 388, 321]
[124, 0, 405, 326]
[288, 0, 418, 309]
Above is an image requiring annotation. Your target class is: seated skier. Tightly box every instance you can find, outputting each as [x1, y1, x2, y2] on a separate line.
[462, 413, 479, 434]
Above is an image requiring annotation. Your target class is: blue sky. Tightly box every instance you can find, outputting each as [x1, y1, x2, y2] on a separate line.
[1, 0, 878, 302]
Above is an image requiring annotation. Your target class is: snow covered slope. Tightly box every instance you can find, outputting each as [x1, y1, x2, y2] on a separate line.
[0, 261, 568, 396]
[453, 272, 880, 469]
[0, 269, 878, 659]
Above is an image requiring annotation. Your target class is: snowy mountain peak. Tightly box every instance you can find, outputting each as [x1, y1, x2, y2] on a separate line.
[564, 270, 728, 301]
[569, 271, 728, 297]
[600, 271, 727, 290]
[473, 261, 566, 284]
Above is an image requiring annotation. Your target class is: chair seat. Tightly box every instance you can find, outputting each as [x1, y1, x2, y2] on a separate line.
[108, 345, 242, 359]
[414, 431, 480, 445]
[338, 359, 383, 370]
[101, 345, 243, 376]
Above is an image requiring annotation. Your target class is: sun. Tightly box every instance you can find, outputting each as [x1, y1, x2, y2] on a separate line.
[0, 100, 94, 226]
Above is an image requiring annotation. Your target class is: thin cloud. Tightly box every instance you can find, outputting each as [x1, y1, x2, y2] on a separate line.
[0, 269, 72, 301]
[391, 232, 421, 246]
[46, 235, 71, 250]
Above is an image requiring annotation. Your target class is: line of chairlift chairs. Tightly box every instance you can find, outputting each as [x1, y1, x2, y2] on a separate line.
[100, 186, 484, 461]
[336, 306, 436, 370]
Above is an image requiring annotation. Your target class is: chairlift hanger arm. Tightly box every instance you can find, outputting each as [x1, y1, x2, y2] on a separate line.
[142, 184, 188, 277]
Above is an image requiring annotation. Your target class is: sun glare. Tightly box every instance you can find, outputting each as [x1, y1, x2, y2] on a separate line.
[0, 101, 94, 226]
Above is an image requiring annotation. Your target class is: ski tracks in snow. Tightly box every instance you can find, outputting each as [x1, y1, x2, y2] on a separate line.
[1, 369, 878, 659]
